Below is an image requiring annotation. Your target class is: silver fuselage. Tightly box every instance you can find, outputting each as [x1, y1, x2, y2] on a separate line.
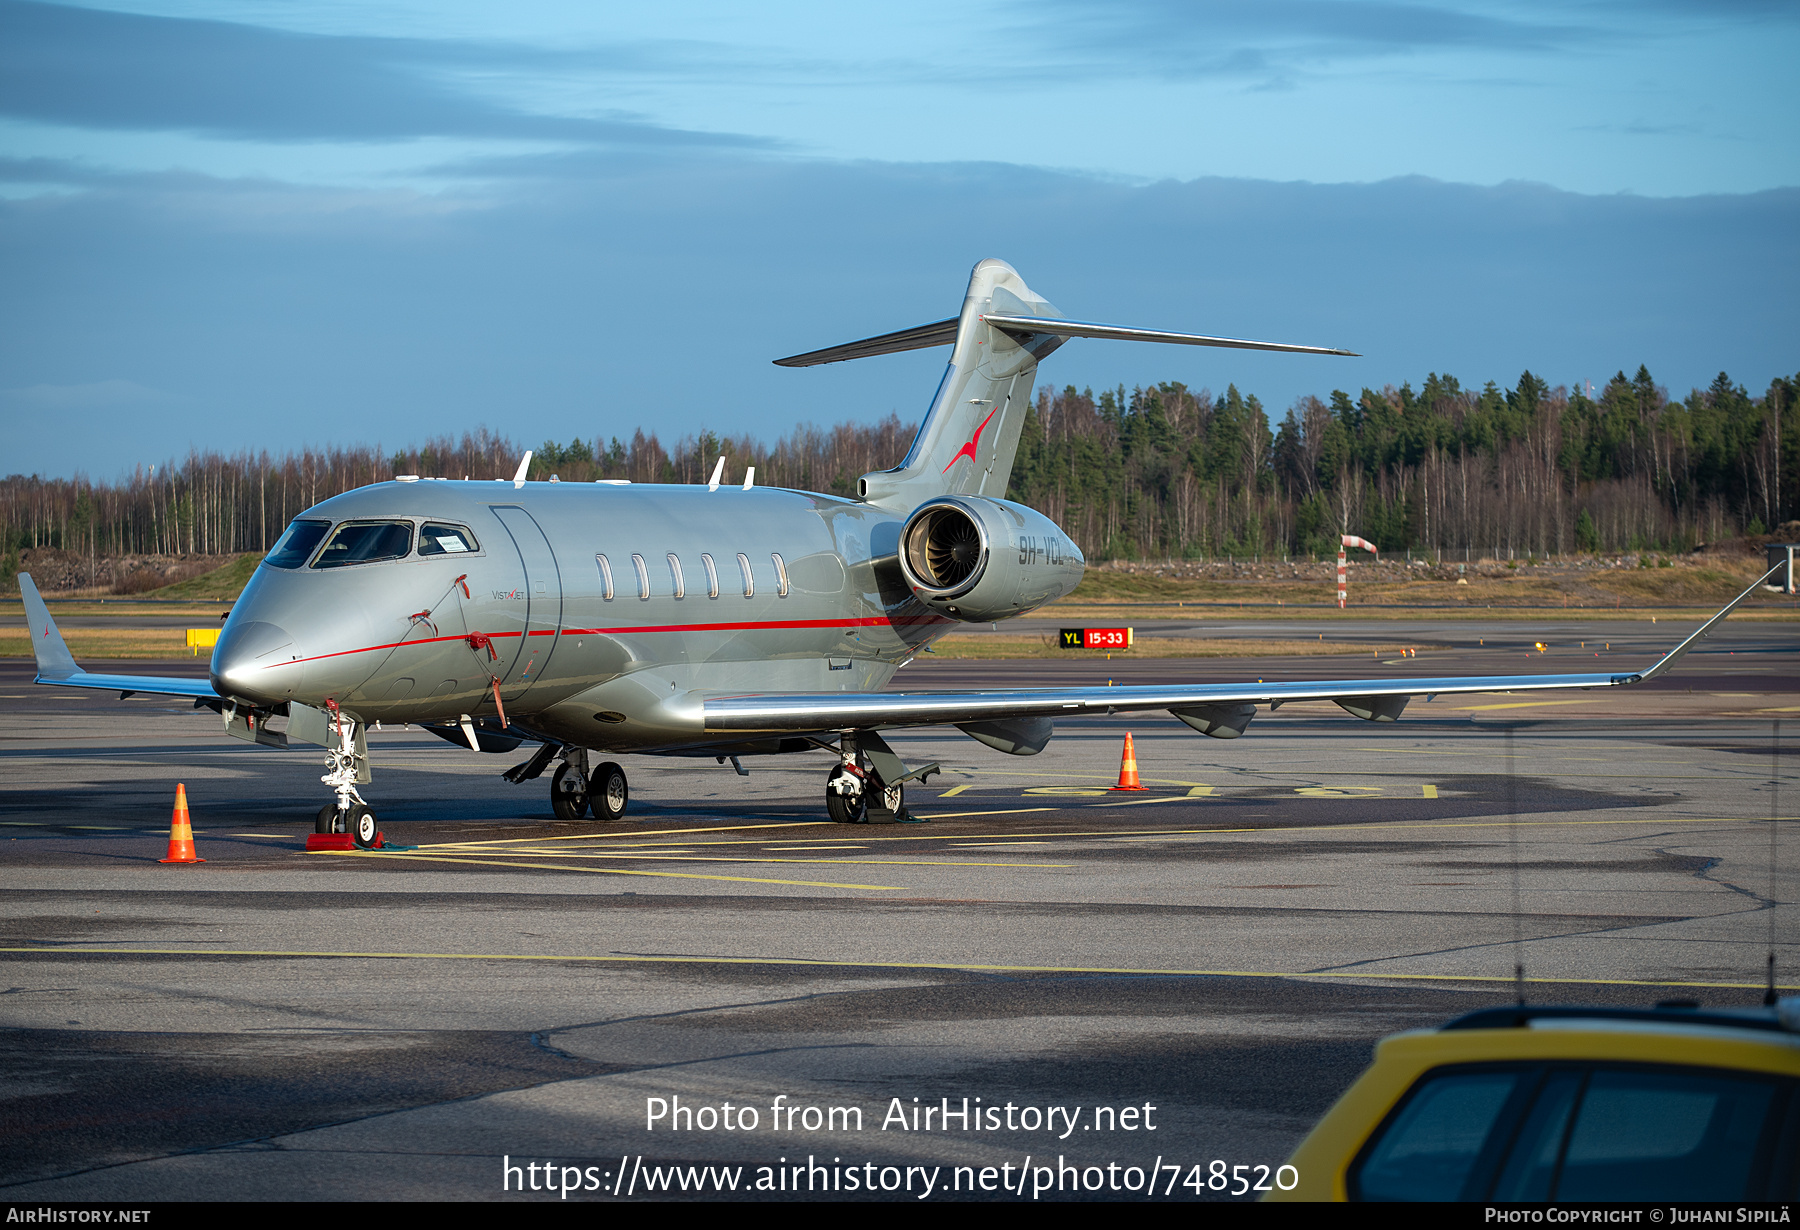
[210, 479, 1081, 753]
[25, 259, 1754, 793]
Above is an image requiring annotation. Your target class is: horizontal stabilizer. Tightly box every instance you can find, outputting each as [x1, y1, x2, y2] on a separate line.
[981, 314, 1358, 357]
[773, 318, 959, 368]
[774, 312, 1356, 368]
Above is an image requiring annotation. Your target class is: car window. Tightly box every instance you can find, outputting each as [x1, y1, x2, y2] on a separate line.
[1360, 1062, 1790, 1203]
[311, 521, 413, 568]
[1554, 1069, 1776, 1202]
[1489, 1071, 1582, 1201]
[264, 519, 330, 569]
[418, 523, 478, 556]
[1352, 1069, 1529, 1201]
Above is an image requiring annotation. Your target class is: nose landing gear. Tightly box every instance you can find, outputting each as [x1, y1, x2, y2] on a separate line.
[315, 704, 380, 848]
[313, 802, 380, 846]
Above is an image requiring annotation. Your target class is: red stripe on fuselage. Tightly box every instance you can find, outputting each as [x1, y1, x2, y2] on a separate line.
[269, 614, 953, 670]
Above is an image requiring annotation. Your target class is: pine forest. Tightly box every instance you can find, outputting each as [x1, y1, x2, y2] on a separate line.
[5, 367, 1798, 585]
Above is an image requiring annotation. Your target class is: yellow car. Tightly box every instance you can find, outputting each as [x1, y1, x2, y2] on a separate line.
[1268, 1000, 1800, 1202]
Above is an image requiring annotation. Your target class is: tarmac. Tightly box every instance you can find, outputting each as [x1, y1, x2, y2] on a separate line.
[1, 619, 1795, 1201]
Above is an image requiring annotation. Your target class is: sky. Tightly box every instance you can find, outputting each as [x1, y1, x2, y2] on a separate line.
[1, 0, 1797, 480]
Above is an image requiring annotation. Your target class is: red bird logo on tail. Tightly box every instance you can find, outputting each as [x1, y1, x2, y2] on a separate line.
[942, 405, 999, 474]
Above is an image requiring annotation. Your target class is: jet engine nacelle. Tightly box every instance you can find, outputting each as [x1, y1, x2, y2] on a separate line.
[897, 495, 1085, 622]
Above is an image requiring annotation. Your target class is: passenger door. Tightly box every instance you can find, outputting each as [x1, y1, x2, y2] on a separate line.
[487, 505, 563, 703]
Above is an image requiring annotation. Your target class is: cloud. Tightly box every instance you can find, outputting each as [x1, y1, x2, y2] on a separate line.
[0, 155, 1794, 479]
[1014, 0, 1604, 78]
[0, 0, 770, 147]
[1009, 0, 1797, 81]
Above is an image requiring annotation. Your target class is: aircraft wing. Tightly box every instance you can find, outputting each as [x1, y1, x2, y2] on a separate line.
[18, 573, 220, 701]
[704, 565, 1780, 735]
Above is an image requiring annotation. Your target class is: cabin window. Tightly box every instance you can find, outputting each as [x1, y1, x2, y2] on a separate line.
[265, 519, 330, 569]
[596, 554, 614, 600]
[631, 553, 650, 599]
[418, 523, 478, 556]
[772, 552, 790, 598]
[667, 553, 685, 599]
[737, 552, 754, 598]
[311, 520, 413, 569]
[701, 553, 719, 599]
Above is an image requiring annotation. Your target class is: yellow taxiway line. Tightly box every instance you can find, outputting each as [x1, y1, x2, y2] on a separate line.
[314, 851, 907, 890]
[385, 849, 1071, 869]
[430, 821, 828, 849]
[1, 945, 1792, 994]
[446, 814, 1783, 854]
[1451, 699, 1611, 711]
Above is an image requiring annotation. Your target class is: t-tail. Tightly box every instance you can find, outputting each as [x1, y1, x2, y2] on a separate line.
[774, 257, 1358, 512]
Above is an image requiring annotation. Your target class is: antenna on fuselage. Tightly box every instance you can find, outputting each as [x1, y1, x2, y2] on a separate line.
[708, 456, 725, 491]
[742, 467, 756, 491]
[511, 451, 532, 488]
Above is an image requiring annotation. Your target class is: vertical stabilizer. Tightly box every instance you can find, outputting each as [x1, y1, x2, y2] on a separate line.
[776, 259, 1356, 511]
[857, 259, 1065, 511]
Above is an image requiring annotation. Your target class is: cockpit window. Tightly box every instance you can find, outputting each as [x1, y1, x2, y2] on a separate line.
[311, 520, 413, 569]
[264, 519, 331, 569]
[419, 523, 479, 556]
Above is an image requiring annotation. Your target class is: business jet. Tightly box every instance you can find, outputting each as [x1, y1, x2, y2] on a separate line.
[18, 259, 1774, 845]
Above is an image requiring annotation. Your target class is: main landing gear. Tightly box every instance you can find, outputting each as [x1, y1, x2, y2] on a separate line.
[825, 732, 935, 824]
[545, 748, 630, 823]
[589, 761, 629, 822]
[826, 762, 906, 825]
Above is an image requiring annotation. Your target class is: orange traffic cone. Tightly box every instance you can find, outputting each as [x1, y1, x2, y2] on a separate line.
[1110, 733, 1149, 791]
[159, 783, 205, 864]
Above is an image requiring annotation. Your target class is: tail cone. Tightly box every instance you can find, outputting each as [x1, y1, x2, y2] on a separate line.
[159, 783, 205, 864]
[1110, 733, 1149, 791]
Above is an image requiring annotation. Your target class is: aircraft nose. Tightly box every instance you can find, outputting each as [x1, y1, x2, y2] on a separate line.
[211, 620, 304, 706]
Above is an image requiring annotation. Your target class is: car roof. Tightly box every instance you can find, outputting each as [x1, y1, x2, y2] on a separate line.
[1443, 1002, 1795, 1035]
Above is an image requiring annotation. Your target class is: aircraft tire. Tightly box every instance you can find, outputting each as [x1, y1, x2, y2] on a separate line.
[826, 791, 866, 824]
[315, 803, 339, 834]
[825, 765, 868, 824]
[350, 805, 379, 848]
[551, 761, 589, 822]
[590, 762, 629, 822]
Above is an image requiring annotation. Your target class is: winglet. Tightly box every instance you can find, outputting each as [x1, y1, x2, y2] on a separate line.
[1630, 563, 1784, 683]
[19, 573, 79, 680]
